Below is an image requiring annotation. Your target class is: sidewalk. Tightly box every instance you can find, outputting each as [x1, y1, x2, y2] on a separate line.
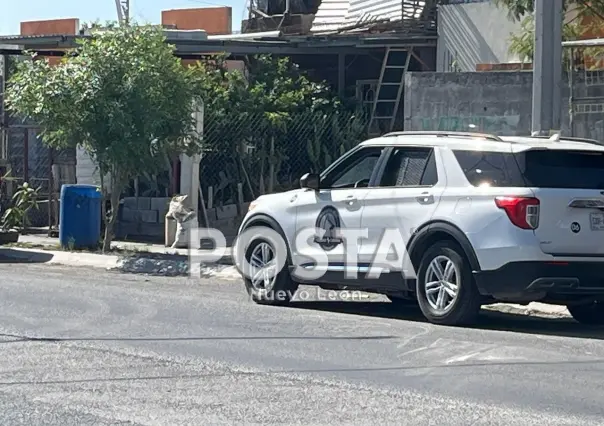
[4, 233, 239, 278]
[17, 234, 234, 261]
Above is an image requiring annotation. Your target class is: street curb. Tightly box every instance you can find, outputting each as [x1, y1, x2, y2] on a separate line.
[0, 247, 241, 279]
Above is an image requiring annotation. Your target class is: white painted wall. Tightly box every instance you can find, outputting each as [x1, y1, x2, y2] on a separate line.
[76, 146, 111, 190]
[437, 1, 524, 72]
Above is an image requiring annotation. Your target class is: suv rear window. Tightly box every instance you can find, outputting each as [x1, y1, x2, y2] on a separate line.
[453, 149, 604, 189]
[521, 150, 604, 189]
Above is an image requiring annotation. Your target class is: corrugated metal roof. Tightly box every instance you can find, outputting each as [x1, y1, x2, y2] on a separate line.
[311, 0, 426, 33]
[0, 34, 78, 41]
[310, 0, 351, 33]
[346, 0, 402, 26]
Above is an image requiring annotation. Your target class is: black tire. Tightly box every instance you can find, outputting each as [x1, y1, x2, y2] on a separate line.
[567, 302, 604, 325]
[416, 241, 481, 326]
[240, 227, 298, 305]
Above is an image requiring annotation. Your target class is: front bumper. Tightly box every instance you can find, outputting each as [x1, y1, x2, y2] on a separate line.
[474, 261, 604, 297]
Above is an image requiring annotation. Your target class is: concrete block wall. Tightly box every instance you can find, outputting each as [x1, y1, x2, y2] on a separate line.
[116, 197, 244, 244]
[204, 203, 244, 238]
[404, 71, 604, 141]
[116, 197, 172, 241]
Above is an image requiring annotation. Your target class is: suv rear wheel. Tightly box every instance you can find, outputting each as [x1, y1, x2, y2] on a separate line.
[240, 227, 298, 305]
[416, 241, 481, 326]
[567, 301, 604, 325]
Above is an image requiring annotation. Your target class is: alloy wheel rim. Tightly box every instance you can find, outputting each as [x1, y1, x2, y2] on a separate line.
[249, 242, 278, 291]
[425, 255, 460, 312]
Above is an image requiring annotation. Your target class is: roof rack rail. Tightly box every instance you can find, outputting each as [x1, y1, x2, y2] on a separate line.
[383, 131, 503, 142]
[530, 134, 604, 146]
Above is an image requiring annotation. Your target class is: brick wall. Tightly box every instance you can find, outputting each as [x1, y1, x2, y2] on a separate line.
[21, 18, 79, 66]
[161, 7, 232, 35]
[20, 18, 79, 36]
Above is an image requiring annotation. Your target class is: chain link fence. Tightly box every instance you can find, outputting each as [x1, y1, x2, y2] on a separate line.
[2, 108, 369, 228]
[199, 109, 370, 207]
[3, 124, 76, 230]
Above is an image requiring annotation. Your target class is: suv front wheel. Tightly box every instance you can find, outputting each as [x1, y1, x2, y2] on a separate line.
[416, 241, 481, 326]
[240, 226, 299, 305]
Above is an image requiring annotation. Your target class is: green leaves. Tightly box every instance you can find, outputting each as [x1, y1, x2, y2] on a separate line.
[1, 181, 41, 231]
[5, 24, 199, 185]
[495, 0, 604, 65]
[492, 0, 536, 22]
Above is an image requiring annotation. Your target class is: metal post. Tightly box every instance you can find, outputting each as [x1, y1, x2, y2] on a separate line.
[48, 148, 54, 236]
[115, 0, 130, 25]
[531, 0, 564, 134]
[23, 128, 28, 182]
[123, 0, 130, 25]
[337, 54, 345, 97]
[1, 54, 7, 162]
[569, 47, 575, 136]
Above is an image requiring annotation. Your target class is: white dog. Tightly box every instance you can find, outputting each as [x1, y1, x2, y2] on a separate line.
[167, 194, 198, 248]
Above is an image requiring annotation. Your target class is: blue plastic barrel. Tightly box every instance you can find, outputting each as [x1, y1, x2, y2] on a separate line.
[59, 184, 102, 249]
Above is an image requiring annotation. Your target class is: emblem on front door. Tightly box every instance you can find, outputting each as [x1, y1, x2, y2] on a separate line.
[313, 206, 343, 251]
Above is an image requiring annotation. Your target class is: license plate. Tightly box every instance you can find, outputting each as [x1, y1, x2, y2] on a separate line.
[590, 212, 604, 230]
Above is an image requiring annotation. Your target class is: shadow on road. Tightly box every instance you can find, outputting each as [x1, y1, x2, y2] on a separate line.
[285, 300, 604, 341]
[0, 248, 54, 263]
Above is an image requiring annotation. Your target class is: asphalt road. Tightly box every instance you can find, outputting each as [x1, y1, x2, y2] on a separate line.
[1, 262, 604, 425]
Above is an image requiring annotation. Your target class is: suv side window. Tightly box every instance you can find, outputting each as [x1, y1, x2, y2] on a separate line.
[321, 147, 384, 189]
[453, 150, 525, 187]
[379, 147, 438, 187]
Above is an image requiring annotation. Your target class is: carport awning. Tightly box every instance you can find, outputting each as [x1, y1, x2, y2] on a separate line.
[0, 33, 436, 58]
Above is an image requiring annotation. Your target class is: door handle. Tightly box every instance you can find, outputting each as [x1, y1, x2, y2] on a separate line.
[344, 195, 358, 207]
[416, 192, 434, 205]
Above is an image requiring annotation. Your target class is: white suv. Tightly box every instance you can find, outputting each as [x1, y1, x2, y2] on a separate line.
[235, 131, 604, 326]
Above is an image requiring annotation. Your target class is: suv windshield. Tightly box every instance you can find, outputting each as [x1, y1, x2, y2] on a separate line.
[453, 149, 604, 189]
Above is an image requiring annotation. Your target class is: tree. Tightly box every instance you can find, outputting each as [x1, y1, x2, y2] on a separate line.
[189, 54, 365, 198]
[494, 0, 604, 64]
[5, 24, 200, 251]
[243, 55, 340, 193]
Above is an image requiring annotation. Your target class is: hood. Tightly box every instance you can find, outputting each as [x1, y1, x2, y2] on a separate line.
[253, 188, 302, 204]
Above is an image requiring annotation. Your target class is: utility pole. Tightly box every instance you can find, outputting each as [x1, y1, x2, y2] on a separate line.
[531, 0, 564, 135]
[115, 0, 130, 25]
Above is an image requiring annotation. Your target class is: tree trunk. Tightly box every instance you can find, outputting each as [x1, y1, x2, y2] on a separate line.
[102, 180, 122, 253]
[100, 173, 108, 244]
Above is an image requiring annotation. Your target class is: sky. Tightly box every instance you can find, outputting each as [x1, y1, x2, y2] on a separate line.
[0, 0, 246, 35]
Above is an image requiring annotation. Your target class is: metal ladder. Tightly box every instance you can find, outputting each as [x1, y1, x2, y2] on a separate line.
[368, 47, 413, 136]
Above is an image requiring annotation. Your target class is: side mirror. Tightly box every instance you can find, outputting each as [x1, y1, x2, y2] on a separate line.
[300, 173, 320, 190]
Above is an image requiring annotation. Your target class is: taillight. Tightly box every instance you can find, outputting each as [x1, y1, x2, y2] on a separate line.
[495, 196, 540, 229]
